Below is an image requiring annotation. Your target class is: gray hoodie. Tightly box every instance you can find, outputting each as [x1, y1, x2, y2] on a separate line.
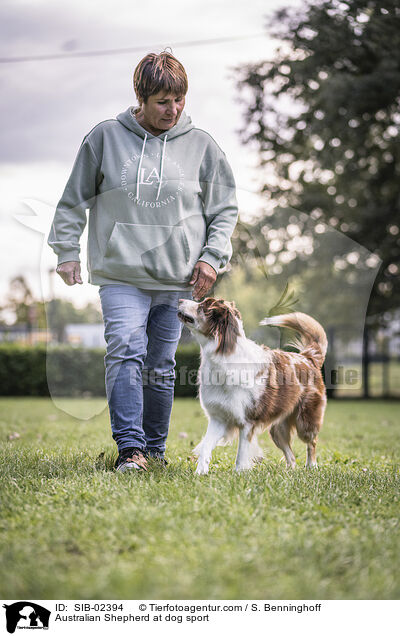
[47, 106, 239, 290]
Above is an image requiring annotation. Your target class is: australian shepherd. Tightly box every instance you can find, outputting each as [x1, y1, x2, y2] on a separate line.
[177, 297, 328, 474]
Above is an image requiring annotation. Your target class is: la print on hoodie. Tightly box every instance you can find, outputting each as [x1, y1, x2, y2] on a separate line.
[48, 107, 239, 291]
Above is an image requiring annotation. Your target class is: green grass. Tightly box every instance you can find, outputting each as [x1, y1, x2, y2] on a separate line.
[0, 398, 399, 600]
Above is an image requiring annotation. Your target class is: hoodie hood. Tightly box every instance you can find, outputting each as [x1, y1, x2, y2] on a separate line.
[116, 107, 195, 200]
[116, 106, 194, 140]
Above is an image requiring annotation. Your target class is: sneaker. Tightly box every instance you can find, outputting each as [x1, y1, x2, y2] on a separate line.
[115, 447, 148, 472]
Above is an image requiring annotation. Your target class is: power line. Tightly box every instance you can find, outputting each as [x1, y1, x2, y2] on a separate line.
[0, 32, 266, 64]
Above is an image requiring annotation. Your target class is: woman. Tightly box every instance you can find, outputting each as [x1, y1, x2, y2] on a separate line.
[48, 51, 238, 472]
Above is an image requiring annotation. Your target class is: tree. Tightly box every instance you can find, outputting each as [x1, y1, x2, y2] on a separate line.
[234, 0, 400, 318]
[46, 298, 102, 343]
[0, 276, 103, 343]
[0, 276, 46, 328]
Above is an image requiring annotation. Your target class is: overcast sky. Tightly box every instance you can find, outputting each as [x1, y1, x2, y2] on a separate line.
[1, 0, 303, 312]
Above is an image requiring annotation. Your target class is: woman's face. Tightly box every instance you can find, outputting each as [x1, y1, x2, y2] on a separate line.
[137, 90, 185, 134]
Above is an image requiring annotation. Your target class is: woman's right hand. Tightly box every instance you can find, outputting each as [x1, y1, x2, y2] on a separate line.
[56, 261, 83, 286]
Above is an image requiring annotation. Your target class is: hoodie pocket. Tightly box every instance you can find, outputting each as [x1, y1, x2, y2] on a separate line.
[103, 222, 191, 283]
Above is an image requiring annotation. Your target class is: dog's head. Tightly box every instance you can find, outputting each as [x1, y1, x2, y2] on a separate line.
[178, 297, 242, 355]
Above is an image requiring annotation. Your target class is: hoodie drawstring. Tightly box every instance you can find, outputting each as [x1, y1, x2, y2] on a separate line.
[136, 132, 148, 200]
[136, 132, 168, 202]
[156, 134, 168, 201]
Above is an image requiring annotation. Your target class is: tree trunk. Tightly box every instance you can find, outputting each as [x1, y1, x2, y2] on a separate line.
[362, 325, 370, 399]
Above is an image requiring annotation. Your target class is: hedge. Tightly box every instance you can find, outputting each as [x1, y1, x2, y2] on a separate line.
[0, 343, 200, 398]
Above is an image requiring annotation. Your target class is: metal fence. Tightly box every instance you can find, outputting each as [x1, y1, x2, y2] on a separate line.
[323, 325, 400, 399]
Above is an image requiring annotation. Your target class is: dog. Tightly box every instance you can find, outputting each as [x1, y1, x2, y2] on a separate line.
[177, 297, 328, 474]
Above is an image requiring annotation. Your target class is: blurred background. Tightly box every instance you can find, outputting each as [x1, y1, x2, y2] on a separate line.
[1, 0, 399, 404]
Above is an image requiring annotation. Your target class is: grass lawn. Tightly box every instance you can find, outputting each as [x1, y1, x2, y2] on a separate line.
[0, 397, 399, 600]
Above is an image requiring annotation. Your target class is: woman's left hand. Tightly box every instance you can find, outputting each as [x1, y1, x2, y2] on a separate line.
[189, 261, 217, 301]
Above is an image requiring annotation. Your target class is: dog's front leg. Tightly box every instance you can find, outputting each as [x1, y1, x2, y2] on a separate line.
[194, 419, 226, 475]
[235, 425, 255, 472]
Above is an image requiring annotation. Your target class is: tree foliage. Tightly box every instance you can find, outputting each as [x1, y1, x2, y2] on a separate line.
[0, 276, 102, 342]
[234, 0, 400, 316]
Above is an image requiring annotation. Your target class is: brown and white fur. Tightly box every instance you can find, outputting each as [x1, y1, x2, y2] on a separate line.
[177, 297, 328, 474]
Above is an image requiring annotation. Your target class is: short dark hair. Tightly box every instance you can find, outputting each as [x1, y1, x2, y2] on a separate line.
[133, 51, 188, 103]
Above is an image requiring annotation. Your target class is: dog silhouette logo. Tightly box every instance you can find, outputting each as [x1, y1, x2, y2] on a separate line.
[3, 602, 51, 633]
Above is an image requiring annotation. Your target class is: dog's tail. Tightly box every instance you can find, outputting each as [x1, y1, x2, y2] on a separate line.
[260, 312, 328, 368]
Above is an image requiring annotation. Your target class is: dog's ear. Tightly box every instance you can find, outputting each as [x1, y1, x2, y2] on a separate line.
[201, 299, 240, 355]
[215, 306, 240, 355]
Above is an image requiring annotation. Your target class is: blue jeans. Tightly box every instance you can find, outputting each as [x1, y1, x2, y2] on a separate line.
[99, 284, 193, 456]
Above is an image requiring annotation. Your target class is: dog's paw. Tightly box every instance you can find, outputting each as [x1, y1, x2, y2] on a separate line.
[195, 464, 209, 475]
[191, 444, 202, 457]
[235, 464, 252, 472]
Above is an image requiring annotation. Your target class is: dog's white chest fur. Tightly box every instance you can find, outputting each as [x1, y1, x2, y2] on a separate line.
[198, 336, 269, 428]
